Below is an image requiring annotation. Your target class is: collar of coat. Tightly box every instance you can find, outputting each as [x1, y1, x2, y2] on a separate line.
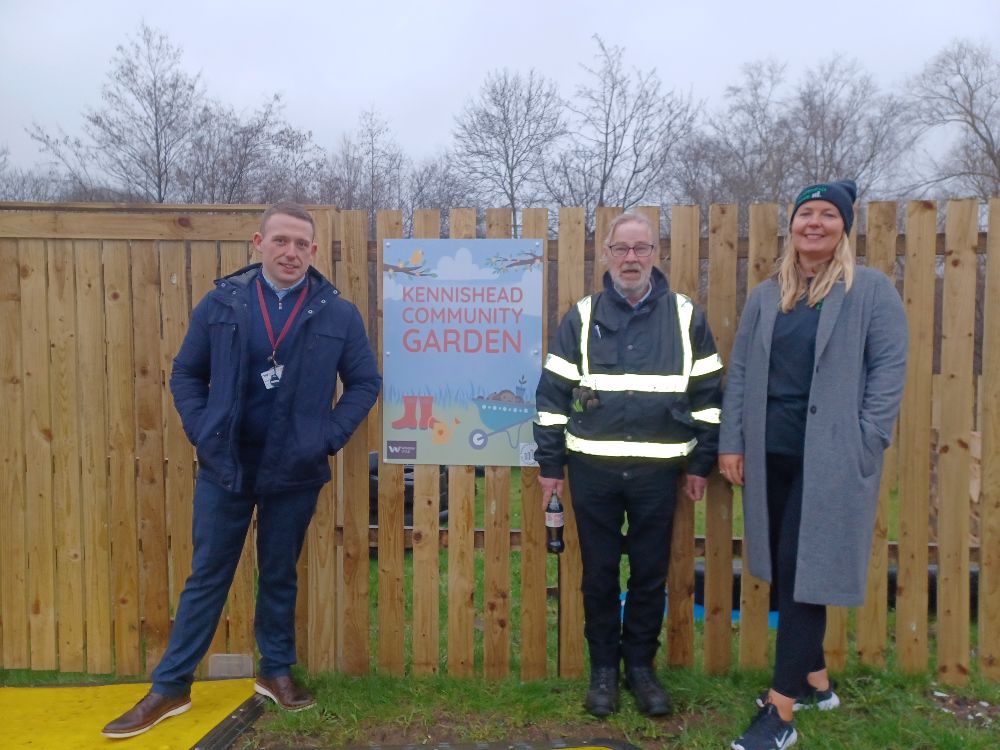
[758, 278, 846, 363]
[212, 263, 339, 301]
[601, 265, 671, 311]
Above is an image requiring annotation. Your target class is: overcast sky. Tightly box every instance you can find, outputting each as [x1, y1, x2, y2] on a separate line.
[2, 0, 998, 170]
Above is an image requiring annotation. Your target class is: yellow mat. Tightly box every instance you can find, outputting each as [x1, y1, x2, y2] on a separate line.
[0, 678, 255, 749]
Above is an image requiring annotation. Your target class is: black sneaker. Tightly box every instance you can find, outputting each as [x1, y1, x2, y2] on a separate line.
[624, 666, 672, 717]
[584, 666, 619, 718]
[755, 680, 839, 712]
[731, 704, 798, 750]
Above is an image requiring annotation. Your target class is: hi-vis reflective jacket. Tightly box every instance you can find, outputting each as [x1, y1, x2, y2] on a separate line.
[533, 267, 723, 478]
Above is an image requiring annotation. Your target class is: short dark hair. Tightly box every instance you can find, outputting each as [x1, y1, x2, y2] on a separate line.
[260, 202, 315, 238]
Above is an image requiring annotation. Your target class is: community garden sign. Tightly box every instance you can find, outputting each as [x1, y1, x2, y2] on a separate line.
[382, 239, 543, 466]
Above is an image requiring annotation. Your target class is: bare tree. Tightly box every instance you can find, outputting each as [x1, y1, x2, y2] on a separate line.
[453, 69, 565, 233]
[32, 24, 203, 202]
[790, 58, 913, 195]
[0, 145, 62, 201]
[671, 57, 913, 227]
[402, 151, 476, 235]
[544, 36, 698, 233]
[909, 39, 1000, 198]
[670, 60, 795, 218]
[179, 96, 322, 204]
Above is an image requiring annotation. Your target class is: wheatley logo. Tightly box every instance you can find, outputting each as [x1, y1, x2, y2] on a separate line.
[386, 441, 418, 460]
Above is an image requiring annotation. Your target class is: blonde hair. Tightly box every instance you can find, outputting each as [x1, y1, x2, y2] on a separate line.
[776, 232, 855, 312]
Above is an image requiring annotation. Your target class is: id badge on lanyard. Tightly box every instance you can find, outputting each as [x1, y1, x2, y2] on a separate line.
[256, 278, 308, 390]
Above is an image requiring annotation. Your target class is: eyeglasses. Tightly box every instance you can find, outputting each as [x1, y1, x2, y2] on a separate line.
[607, 242, 655, 258]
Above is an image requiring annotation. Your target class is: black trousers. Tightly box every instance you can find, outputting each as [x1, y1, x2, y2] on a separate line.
[766, 452, 827, 698]
[567, 453, 680, 670]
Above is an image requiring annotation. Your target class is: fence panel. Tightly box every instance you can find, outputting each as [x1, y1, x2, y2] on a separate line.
[895, 200, 936, 671]
[411, 209, 442, 675]
[937, 199, 979, 685]
[131, 240, 169, 672]
[738, 204, 778, 669]
[982, 198, 1000, 680]
[667, 205, 699, 668]
[556, 206, 586, 678]
[76, 239, 112, 674]
[857, 201, 898, 667]
[0, 200, 995, 686]
[445, 208, 478, 678]
[376, 210, 406, 675]
[519, 207, 550, 681]
[105, 239, 142, 674]
[1, 238, 29, 668]
[703, 204, 738, 674]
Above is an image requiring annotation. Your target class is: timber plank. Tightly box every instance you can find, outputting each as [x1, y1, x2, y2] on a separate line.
[704, 204, 738, 674]
[738, 204, 778, 669]
[483, 208, 513, 679]
[519, 207, 549, 681]
[446, 207, 478, 678]
[376, 210, 406, 676]
[411, 209, 441, 675]
[857, 202, 898, 667]
[556, 206, 586, 678]
[895, 201, 936, 672]
[130, 240, 170, 673]
[668, 205, 697, 668]
[0, 238, 28, 668]
[936, 199, 978, 685]
[159, 240, 194, 671]
[104, 240, 141, 674]
[48, 240, 85, 671]
[340, 210, 371, 675]
[21, 239, 57, 669]
[0, 211, 259, 242]
[980, 198, 1000, 679]
[75, 239, 112, 673]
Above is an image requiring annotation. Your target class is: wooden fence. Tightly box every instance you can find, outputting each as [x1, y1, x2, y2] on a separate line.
[0, 200, 997, 687]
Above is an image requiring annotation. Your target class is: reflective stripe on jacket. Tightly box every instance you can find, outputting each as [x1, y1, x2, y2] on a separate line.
[533, 266, 722, 476]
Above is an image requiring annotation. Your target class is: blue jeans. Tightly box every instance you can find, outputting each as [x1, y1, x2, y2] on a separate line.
[151, 477, 319, 696]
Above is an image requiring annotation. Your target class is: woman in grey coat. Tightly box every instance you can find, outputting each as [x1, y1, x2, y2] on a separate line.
[720, 180, 908, 750]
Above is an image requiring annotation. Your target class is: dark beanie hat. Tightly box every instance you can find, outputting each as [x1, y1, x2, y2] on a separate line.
[792, 180, 858, 234]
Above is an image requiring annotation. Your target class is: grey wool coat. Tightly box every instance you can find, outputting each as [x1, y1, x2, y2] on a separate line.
[719, 267, 908, 606]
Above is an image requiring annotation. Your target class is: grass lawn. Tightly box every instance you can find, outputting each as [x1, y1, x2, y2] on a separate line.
[241, 657, 1000, 749]
[4, 473, 985, 748]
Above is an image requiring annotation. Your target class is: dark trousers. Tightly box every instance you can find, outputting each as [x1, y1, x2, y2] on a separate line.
[567, 454, 680, 670]
[766, 452, 827, 699]
[152, 476, 319, 696]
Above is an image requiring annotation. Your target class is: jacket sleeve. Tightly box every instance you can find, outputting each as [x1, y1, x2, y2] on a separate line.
[718, 287, 760, 456]
[169, 296, 213, 446]
[860, 273, 908, 450]
[325, 303, 383, 455]
[533, 303, 584, 479]
[685, 303, 723, 477]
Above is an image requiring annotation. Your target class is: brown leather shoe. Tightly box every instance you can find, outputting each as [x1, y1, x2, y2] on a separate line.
[254, 674, 316, 711]
[101, 691, 191, 738]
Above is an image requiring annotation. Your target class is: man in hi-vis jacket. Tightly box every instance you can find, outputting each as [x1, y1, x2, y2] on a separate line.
[533, 212, 722, 719]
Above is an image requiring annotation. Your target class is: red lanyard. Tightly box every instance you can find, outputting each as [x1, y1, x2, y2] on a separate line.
[255, 278, 309, 368]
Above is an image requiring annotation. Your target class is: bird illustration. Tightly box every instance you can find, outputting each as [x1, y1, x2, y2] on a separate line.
[409, 248, 424, 266]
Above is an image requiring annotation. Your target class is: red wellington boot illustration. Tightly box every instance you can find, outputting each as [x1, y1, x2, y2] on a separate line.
[392, 395, 419, 429]
[418, 395, 435, 429]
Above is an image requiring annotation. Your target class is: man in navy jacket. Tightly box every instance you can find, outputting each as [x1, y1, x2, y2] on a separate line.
[103, 202, 381, 739]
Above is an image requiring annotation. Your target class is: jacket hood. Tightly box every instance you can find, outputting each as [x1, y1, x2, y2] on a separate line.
[215, 263, 339, 298]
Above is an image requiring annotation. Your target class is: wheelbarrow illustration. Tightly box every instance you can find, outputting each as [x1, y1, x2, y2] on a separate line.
[468, 397, 537, 449]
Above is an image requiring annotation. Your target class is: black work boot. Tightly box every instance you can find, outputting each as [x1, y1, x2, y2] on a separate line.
[584, 666, 620, 717]
[625, 665, 672, 717]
